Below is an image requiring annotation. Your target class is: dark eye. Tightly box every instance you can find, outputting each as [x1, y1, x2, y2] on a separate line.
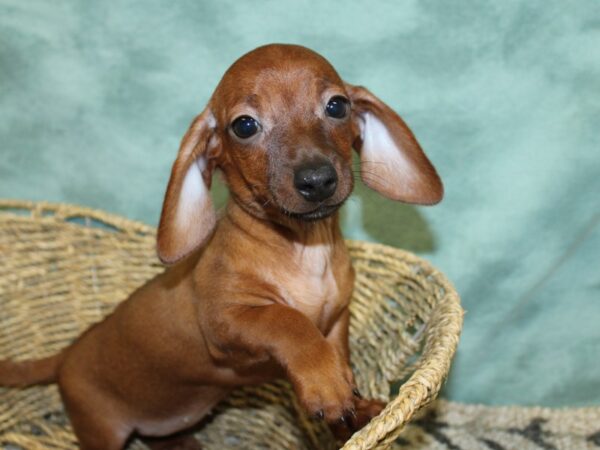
[231, 115, 259, 139]
[325, 96, 349, 119]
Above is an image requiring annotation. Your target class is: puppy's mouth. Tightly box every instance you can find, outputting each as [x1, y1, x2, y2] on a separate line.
[283, 202, 344, 222]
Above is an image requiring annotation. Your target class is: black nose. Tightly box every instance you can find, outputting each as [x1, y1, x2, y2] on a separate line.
[294, 163, 338, 202]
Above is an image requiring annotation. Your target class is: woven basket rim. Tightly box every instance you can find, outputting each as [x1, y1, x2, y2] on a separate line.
[0, 199, 155, 235]
[0, 198, 451, 275]
[0, 199, 463, 450]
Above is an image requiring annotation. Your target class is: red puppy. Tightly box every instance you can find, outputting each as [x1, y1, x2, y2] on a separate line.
[0, 44, 443, 449]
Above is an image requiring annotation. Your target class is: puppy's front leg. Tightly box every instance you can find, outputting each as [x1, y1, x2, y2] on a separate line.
[212, 304, 356, 423]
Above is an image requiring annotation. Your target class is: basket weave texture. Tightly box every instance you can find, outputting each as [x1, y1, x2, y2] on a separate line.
[0, 200, 463, 450]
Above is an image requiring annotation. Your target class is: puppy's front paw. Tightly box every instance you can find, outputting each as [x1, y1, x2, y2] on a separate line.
[291, 348, 356, 424]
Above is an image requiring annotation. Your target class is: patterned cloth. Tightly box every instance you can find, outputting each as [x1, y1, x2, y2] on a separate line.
[396, 401, 600, 450]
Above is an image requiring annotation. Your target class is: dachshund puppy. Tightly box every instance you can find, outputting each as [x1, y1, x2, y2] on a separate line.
[0, 44, 443, 449]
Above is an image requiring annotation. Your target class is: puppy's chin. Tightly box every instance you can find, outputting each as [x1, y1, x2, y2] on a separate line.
[281, 202, 344, 222]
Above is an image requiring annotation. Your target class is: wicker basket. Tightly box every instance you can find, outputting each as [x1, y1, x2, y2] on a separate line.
[0, 200, 462, 450]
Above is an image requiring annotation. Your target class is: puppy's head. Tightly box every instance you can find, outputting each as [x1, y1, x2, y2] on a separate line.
[157, 44, 443, 264]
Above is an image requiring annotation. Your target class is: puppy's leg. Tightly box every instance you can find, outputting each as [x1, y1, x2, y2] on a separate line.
[326, 307, 385, 440]
[60, 380, 132, 450]
[213, 304, 356, 424]
[66, 408, 130, 450]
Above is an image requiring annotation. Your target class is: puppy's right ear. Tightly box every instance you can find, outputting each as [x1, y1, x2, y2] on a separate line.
[157, 108, 220, 264]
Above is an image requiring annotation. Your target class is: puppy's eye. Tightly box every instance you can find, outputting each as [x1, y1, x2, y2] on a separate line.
[231, 115, 259, 139]
[325, 96, 349, 119]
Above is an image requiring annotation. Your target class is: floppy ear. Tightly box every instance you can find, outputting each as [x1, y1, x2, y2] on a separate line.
[157, 108, 220, 264]
[345, 83, 443, 205]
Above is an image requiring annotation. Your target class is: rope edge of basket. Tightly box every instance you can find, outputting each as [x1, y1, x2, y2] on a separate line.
[0, 199, 155, 237]
[0, 200, 446, 270]
[342, 297, 463, 450]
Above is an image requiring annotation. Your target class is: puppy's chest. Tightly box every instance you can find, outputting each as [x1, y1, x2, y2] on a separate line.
[273, 243, 346, 330]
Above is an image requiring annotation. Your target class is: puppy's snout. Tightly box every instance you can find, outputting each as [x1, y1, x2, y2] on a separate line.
[293, 162, 338, 202]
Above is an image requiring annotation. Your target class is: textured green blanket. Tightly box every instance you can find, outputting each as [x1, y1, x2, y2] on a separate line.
[1, 0, 598, 407]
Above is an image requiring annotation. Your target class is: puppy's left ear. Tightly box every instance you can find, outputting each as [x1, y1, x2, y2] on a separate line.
[345, 83, 443, 204]
[157, 108, 220, 264]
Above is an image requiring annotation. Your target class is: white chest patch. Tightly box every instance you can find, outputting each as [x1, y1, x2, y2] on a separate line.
[279, 243, 340, 328]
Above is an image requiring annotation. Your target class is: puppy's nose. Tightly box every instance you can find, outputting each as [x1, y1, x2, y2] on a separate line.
[294, 163, 338, 202]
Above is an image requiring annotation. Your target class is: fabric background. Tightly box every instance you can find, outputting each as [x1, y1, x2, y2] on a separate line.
[1, 0, 598, 407]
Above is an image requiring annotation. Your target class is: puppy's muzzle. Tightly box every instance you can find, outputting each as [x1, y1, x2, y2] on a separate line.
[293, 162, 338, 202]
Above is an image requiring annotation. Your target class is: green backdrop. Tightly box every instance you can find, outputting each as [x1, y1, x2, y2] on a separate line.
[1, 0, 599, 407]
